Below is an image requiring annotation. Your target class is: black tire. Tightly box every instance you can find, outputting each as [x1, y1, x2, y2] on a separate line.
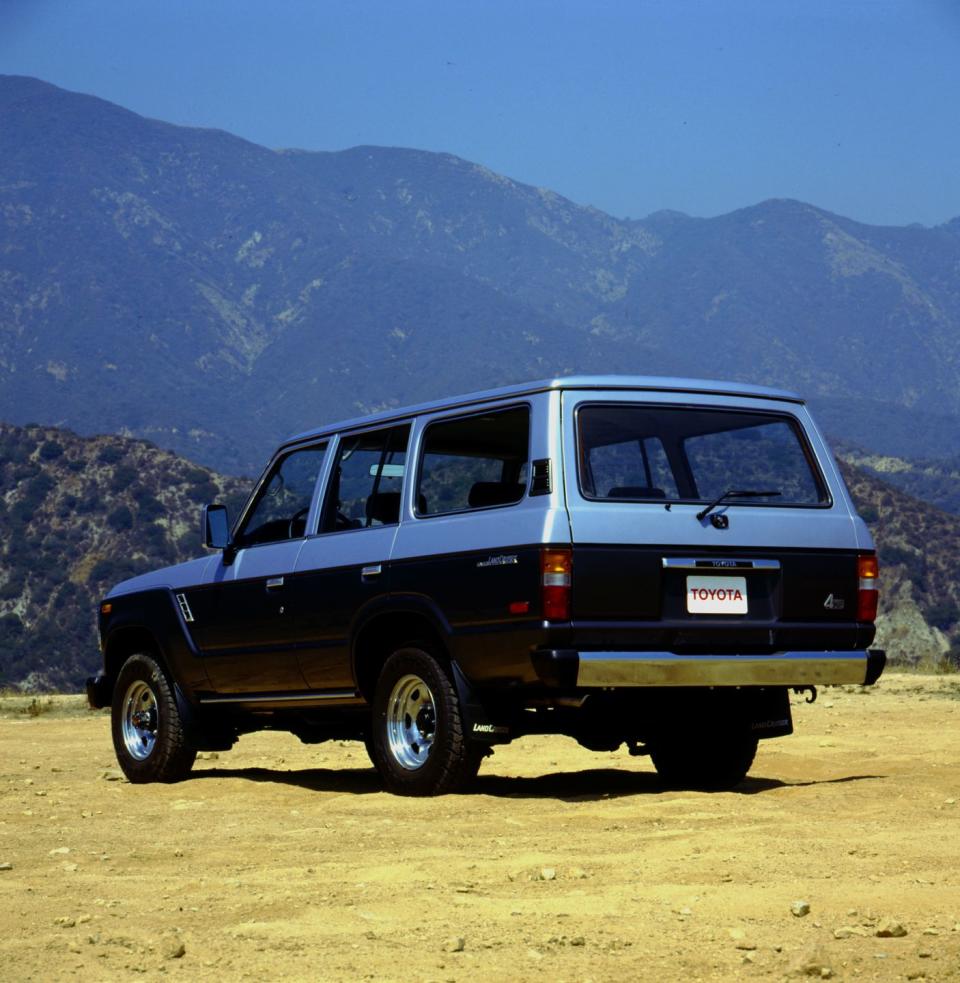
[369, 646, 483, 796]
[111, 653, 197, 783]
[650, 735, 758, 791]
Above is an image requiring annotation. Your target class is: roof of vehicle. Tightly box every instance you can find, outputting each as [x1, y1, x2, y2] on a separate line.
[284, 375, 805, 447]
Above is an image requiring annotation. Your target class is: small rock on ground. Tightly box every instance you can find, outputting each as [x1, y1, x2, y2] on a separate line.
[833, 925, 868, 939]
[876, 917, 908, 938]
[789, 944, 833, 978]
[791, 900, 812, 917]
[161, 938, 186, 960]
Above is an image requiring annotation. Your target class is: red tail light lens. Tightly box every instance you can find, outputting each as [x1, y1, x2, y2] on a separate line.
[857, 554, 879, 622]
[541, 548, 572, 621]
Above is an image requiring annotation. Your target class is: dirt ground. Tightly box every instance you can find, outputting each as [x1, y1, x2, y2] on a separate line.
[1, 674, 959, 982]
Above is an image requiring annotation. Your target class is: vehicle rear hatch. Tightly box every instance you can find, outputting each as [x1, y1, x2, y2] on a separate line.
[559, 387, 874, 654]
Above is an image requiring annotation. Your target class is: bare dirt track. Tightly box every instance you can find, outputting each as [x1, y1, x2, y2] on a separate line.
[2, 674, 959, 982]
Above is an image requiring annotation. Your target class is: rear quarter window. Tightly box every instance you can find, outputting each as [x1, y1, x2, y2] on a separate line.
[416, 406, 530, 515]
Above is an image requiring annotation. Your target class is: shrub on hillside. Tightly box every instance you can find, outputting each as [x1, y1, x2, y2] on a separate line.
[97, 445, 125, 465]
[107, 505, 134, 531]
[39, 440, 64, 460]
[925, 601, 960, 631]
[109, 464, 138, 492]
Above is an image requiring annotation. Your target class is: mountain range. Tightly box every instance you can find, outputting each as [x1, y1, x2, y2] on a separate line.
[1, 74, 958, 477]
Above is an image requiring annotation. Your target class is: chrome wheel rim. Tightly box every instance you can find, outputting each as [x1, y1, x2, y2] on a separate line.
[121, 680, 158, 761]
[385, 674, 437, 770]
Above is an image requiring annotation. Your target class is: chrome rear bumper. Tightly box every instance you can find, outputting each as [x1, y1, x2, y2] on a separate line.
[535, 649, 885, 688]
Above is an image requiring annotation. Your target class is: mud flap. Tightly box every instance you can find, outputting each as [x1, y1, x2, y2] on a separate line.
[85, 672, 112, 710]
[743, 687, 793, 739]
[174, 682, 235, 752]
[450, 661, 512, 744]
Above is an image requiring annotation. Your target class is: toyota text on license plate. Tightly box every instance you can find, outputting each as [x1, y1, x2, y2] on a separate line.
[686, 575, 748, 614]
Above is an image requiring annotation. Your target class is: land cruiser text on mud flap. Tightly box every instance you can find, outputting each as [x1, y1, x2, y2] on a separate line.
[88, 376, 885, 795]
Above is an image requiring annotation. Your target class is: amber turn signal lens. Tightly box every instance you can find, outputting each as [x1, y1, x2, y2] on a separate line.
[100, 602, 112, 615]
[857, 555, 878, 581]
[541, 549, 572, 577]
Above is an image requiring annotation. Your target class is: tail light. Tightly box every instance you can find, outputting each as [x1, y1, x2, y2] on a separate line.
[857, 554, 879, 622]
[541, 548, 572, 621]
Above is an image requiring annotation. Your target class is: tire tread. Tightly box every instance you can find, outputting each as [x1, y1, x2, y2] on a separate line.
[371, 646, 481, 796]
[111, 653, 196, 784]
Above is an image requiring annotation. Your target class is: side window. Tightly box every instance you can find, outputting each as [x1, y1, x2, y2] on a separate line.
[321, 425, 410, 532]
[235, 443, 327, 547]
[417, 406, 529, 516]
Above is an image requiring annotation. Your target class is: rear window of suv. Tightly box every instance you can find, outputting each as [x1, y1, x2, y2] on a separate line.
[577, 403, 827, 506]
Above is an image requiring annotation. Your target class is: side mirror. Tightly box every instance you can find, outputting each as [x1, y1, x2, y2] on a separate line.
[202, 503, 233, 551]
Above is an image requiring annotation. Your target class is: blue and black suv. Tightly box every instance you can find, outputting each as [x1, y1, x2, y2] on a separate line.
[88, 376, 884, 794]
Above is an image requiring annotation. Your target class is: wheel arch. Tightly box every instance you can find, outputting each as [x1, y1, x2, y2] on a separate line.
[103, 625, 167, 695]
[351, 601, 452, 702]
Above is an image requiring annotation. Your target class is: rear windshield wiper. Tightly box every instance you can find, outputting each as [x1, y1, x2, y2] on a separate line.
[696, 489, 782, 522]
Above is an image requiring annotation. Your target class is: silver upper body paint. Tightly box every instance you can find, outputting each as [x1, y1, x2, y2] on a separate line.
[105, 375, 872, 599]
[107, 554, 218, 599]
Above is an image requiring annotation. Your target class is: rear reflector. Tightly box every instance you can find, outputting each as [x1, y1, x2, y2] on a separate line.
[857, 554, 879, 622]
[541, 548, 572, 621]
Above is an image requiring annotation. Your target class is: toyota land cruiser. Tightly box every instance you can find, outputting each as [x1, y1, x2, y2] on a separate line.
[88, 376, 885, 794]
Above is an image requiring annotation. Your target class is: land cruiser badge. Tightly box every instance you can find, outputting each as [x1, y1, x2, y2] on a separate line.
[476, 554, 518, 568]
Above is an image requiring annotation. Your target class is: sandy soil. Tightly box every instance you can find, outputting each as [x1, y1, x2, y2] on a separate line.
[2, 673, 959, 982]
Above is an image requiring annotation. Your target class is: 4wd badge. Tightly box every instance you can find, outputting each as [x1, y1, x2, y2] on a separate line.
[823, 594, 845, 611]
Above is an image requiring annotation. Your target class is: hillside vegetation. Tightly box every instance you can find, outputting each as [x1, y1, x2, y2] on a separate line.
[0, 422, 956, 691]
[0, 423, 251, 689]
[836, 443, 960, 516]
[839, 461, 960, 666]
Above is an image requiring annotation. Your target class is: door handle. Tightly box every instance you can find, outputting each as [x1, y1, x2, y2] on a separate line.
[265, 576, 285, 590]
[361, 564, 382, 580]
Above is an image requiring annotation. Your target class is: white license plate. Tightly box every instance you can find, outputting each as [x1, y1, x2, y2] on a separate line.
[686, 575, 748, 614]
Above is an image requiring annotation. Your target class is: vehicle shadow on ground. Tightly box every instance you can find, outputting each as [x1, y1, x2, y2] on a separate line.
[734, 773, 885, 795]
[194, 766, 383, 794]
[475, 770, 885, 800]
[190, 766, 885, 801]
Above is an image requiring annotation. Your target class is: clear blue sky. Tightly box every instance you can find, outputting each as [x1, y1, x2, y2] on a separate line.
[3, 0, 959, 226]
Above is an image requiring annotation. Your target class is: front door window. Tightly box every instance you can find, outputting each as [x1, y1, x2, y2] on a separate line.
[235, 443, 328, 547]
